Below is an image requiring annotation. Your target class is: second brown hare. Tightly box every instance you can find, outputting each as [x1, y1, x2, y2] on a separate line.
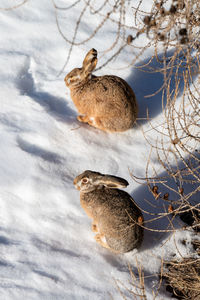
[74, 170, 144, 253]
[65, 49, 138, 132]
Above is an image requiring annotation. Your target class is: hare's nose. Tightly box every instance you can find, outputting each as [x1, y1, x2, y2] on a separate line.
[73, 180, 81, 190]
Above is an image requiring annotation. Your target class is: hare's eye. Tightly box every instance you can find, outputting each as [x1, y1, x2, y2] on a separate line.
[82, 178, 89, 184]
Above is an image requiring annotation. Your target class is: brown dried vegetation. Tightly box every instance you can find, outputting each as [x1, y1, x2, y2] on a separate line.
[163, 240, 200, 300]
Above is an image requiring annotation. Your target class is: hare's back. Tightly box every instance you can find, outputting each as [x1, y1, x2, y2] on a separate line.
[76, 75, 136, 109]
[97, 189, 141, 229]
[104, 188, 139, 211]
[94, 75, 136, 103]
[97, 189, 143, 252]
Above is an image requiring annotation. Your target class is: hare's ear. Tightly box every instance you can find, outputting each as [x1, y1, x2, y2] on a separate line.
[99, 175, 129, 189]
[82, 48, 98, 75]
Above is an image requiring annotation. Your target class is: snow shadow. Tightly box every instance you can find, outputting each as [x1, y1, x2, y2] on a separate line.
[16, 58, 76, 124]
[17, 136, 64, 164]
[0, 235, 13, 245]
[32, 236, 89, 259]
[32, 269, 59, 283]
[131, 151, 200, 251]
[127, 51, 197, 125]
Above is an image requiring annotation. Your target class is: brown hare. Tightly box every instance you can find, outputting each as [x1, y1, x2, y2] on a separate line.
[65, 49, 138, 132]
[74, 170, 144, 253]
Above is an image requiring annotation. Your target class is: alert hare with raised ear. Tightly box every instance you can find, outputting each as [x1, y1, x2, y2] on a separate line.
[74, 170, 144, 253]
[65, 49, 138, 132]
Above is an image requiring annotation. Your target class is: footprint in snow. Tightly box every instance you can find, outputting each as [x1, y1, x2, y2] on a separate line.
[16, 57, 76, 123]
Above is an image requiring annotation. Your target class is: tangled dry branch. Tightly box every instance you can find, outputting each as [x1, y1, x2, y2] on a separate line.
[163, 246, 200, 300]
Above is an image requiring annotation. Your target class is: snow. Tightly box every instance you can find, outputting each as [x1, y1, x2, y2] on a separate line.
[0, 0, 198, 299]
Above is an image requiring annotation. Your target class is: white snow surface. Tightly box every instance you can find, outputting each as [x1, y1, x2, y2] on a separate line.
[0, 1, 198, 299]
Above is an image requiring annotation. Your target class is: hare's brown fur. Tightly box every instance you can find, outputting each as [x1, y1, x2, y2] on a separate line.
[65, 49, 138, 132]
[74, 170, 143, 253]
[70, 75, 138, 132]
[80, 188, 143, 253]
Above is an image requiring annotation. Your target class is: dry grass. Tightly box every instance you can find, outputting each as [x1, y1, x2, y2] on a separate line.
[112, 260, 155, 300]
[113, 240, 200, 300]
[163, 252, 200, 299]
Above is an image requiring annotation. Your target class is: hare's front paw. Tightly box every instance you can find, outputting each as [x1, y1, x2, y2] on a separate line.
[95, 234, 109, 249]
[77, 115, 97, 127]
[92, 222, 98, 232]
[77, 115, 89, 123]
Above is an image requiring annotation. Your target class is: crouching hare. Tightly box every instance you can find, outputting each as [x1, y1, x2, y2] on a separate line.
[65, 49, 138, 132]
[74, 170, 143, 253]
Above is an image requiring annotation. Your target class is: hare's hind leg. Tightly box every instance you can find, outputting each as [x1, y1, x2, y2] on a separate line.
[94, 234, 121, 253]
[88, 117, 108, 131]
[92, 221, 98, 232]
[77, 115, 89, 123]
[89, 117, 118, 132]
[77, 115, 97, 127]
[95, 233, 110, 249]
[77, 114, 108, 131]
[77, 115, 100, 129]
